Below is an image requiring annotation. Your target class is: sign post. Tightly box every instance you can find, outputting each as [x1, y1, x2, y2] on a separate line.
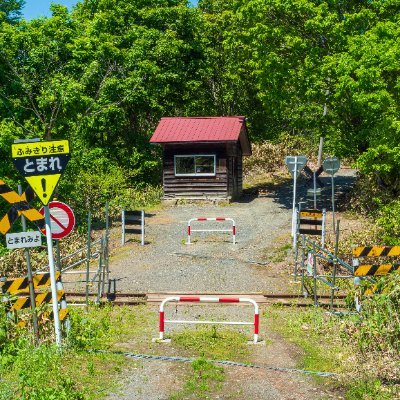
[285, 156, 307, 247]
[43, 205, 62, 346]
[323, 157, 340, 232]
[303, 165, 324, 207]
[11, 139, 70, 348]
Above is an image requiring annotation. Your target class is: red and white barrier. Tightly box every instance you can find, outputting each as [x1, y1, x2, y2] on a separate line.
[158, 296, 260, 343]
[187, 218, 236, 244]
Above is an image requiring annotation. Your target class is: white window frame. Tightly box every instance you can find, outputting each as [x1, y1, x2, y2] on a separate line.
[174, 154, 216, 177]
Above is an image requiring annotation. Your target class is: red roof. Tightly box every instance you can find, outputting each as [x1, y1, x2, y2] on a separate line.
[150, 117, 251, 155]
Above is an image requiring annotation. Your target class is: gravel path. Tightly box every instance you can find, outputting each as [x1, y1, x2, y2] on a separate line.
[104, 169, 355, 400]
[110, 195, 291, 294]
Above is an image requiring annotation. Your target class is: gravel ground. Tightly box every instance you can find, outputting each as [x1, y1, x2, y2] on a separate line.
[102, 168, 355, 400]
[109, 168, 355, 295]
[110, 195, 291, 294]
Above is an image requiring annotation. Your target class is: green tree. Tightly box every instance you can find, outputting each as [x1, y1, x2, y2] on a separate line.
[0, 0, 24, 23]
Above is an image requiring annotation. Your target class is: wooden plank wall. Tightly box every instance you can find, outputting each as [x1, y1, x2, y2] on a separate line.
[163, 143, 228, 198]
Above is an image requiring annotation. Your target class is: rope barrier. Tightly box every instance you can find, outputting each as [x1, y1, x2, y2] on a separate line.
[89, 349, 337, 378]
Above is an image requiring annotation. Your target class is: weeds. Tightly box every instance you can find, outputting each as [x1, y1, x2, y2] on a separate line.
[171, 326, 250, 362]
[0, 305, 153, 400]
[170, 357, 225, 400]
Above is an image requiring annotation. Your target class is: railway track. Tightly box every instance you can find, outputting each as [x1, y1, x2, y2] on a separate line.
[65, 291, 347, 308]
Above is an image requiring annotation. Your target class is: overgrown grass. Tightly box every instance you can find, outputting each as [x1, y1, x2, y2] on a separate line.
[268, 306, 348, 375]
[0, 304, 155, 400]
[267, 303, 399, 399]
[168, 327, 250, 400]
[170, 357, 225, 400]
[171, 326, 250, 362]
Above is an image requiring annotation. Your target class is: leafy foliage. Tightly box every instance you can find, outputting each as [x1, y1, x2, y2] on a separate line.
[0, 0, 399, 227]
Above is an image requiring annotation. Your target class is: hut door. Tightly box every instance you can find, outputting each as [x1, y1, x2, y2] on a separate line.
[229, 157, 238, 196]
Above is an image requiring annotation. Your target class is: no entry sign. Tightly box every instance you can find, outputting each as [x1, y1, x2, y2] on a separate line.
[39, 201, 75, 240]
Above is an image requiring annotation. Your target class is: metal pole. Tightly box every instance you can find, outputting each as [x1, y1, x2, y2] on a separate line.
[96, 236, 104, 303]
[331, 175, 336, 233]
[292, 207, 298, 251]
[312, 241, 318, 307]
[141, 210, 145, 246]
[322, 209, 326, 249]
[101, 234, 107, 297]
[294, 224, 299, 280]
[291, 157, 298, 238]
[330, 220, 340, 312]
[44, 205, 62, 347]
[18, 185, 39, 341]
[301, 238, 306, 296]
[104, 202, 110, 292]
[313, 171, 317, 209]
[317, 137, 324, 167]
[121, 210, 125, 246]
[85, 211, 91, 309]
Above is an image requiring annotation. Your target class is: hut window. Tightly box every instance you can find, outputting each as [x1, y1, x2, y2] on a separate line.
[174, 155, 216, 176]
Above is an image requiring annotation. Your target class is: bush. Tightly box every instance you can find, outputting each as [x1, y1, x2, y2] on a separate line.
[357, 274, 400, 353]
[376, 200, 400, 244]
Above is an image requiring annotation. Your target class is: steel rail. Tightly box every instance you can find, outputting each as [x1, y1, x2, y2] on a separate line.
[64, 292, 347, 299]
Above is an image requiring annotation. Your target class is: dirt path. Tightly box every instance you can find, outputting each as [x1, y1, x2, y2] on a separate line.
[104, 169, 355, 399]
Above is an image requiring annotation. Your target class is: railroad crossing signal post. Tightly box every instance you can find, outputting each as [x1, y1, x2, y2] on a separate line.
[303, 165, 324, 208]
[285, 156, 307, 248]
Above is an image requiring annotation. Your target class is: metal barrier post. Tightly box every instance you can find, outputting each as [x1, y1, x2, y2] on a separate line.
[330, 220, 340, 312]
[85, 211, 91, 309]
[312, 242, 318, 306]
[293, 206, 298, 250]
[121, 209, 125, 246]
[301, 236, 306, 296]
[158, 296, 260, 343]
[322, 209, 326, 249]
[96, 236, 104, 303]
[105, 202, 110, 274]
[141, 210, 145, 246]
[187, 220, 191, 244]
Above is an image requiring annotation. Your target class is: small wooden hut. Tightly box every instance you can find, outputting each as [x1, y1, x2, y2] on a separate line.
[150, 116, 252, 200]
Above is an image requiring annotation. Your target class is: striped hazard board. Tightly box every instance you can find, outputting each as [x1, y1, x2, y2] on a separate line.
[354, 264, 400, 277]
[298, 209, 325, 236]
[353, 246, 400, 277]
[352, 246, 400, 257]
[299, 210, 323, 218]
[0, 272, 61, 295]
[10, 290, 65, 311]
[18, 308, 69, 328]
[0, 180, 45, 234]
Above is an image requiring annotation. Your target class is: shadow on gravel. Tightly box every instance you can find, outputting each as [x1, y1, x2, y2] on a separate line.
[240, 170, 357, 211]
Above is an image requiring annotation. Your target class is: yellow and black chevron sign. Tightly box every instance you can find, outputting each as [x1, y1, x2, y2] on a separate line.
[0, 180, 45, 234]
[354, 264, 400, 277]
[352, 246, 400, 258]
[18, 308, 69, 328]
[299, 209, 323, 218]
[0, 272, 60, 295]
[11, 290, 65, 311]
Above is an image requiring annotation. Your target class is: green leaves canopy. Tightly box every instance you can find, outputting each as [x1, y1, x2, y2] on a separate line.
[0, 0, 399, 215]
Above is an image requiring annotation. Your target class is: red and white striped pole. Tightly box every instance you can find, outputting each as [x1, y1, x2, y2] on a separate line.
[158, 296, 259, 343]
